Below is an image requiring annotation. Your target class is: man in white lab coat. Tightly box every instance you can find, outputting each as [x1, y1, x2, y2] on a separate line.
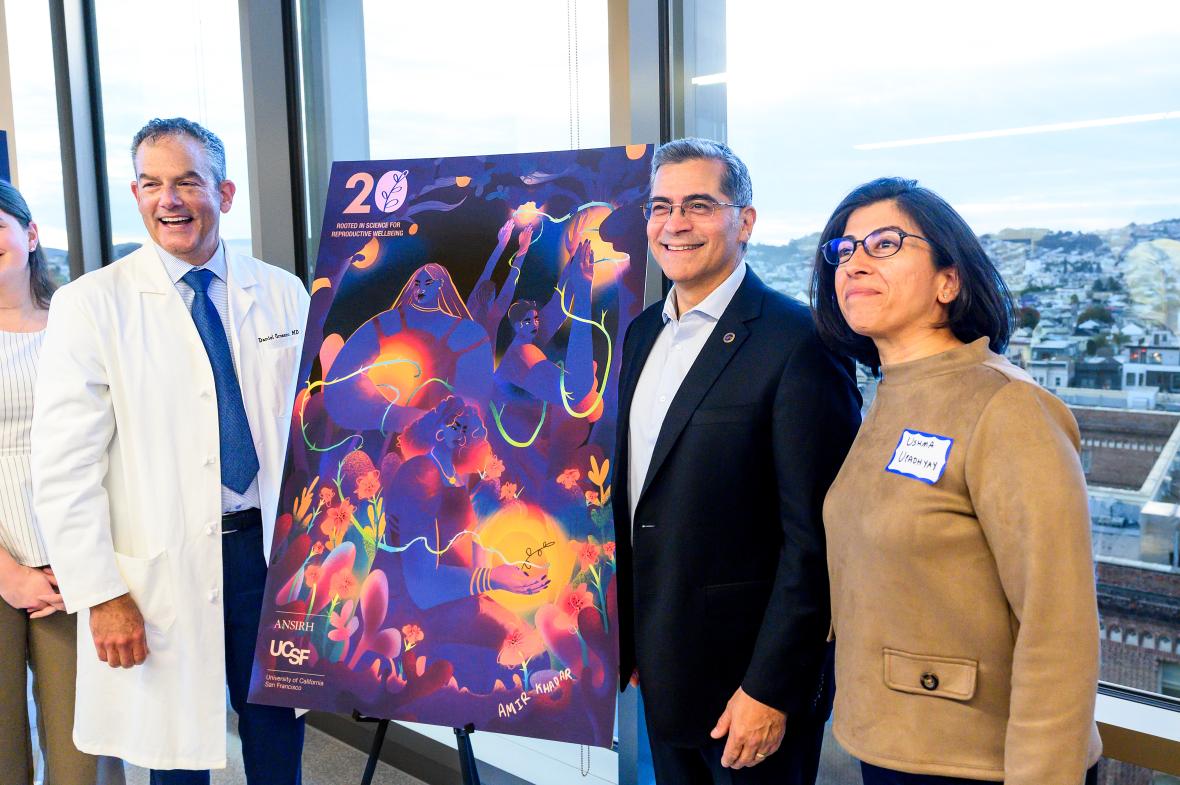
[32, 118, 309, 784]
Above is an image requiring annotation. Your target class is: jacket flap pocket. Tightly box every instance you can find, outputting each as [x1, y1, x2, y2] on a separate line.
[113, 550, 177, 633]
[883, 648, 977, 701]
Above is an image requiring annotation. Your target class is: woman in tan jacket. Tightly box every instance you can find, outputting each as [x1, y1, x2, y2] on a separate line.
[811, 177, 1101, 785]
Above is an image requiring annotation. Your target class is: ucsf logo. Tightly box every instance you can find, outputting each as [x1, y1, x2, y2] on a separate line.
[270, 640, 311, 666]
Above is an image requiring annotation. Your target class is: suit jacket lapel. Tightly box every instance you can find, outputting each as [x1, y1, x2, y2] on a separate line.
[638, 273, 764, 501]
[615, 306, 665, 525]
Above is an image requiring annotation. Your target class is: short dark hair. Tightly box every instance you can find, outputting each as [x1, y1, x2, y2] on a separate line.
[0, 180, 56, 309]
[130, 117, 227, 184]
[650, 137, 752, 206]
[508, 299, 539, 326]
[810, 177, 1013, 371]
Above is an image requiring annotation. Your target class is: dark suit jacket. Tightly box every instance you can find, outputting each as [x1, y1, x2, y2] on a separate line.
[614, 269, 861, 746]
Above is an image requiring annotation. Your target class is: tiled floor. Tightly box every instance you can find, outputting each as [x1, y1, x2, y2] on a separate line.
[120, 713, 428, 785]
[29, 683, 426, 785]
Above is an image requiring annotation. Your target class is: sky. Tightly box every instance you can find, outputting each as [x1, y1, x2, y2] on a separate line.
[725, 0, 1180, 242]
[5, 0, 1177, 251]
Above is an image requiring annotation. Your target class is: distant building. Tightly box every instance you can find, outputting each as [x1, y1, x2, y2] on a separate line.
[1096, 557, 1180, 711]
[1032, 339, 1077, 360]
[1069, 407, 1180, 540]
[1073, 357, 1123, 390]
[1122, 363, 1180, 394]
[1030, 358, 1072, 388]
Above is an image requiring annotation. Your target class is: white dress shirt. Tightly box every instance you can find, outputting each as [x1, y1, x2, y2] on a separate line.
[157, 242, 261, 513]
[628, 262, 747, 523]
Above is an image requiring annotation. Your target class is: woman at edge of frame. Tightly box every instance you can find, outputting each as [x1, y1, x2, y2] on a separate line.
[811, 176, 1102, 785]
[0, 180, 102, 783]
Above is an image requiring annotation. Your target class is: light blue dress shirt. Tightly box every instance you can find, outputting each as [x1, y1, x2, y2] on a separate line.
[627, 261, 747, 523]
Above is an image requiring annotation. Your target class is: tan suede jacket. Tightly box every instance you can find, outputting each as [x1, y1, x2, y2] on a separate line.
[824, 338, 1102, 784]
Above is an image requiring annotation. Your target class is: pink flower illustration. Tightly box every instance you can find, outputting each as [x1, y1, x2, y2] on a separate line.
[584, 490, 600, 507]
[328, 600, 359, 659]
[500, 482, 519, 501]
[570, 540, 601, 572]
[603, 541, 616, 560]
[483, 455, 505, 481]
[497, 623, 545, 669]
[555, 583, 596, 632]
[556, 468, 581, 491]
[355, 470, 381, 501]
[330, 570, 360, 601]
[401, 624, 425, 650]
[319, 485, 335, 506]
[321, 498, 356, 544]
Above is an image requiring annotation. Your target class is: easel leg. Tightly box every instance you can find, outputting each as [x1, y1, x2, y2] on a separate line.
[454, 724, 481, 785]
[360, 718, 390, 785]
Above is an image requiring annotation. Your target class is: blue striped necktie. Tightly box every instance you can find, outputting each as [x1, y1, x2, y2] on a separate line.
[182, 268, 260, 494]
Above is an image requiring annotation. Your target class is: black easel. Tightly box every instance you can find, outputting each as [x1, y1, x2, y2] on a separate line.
[454, 723, 482, 785]
[354, 711, 481, 785]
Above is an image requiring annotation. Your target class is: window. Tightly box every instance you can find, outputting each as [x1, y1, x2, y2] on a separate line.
[676, 0, 1180, 703]
[361, 1, 609, 160]
[292, 0, 610, 277]
[1162, 662, 1180, 700]
[4, 0, 70, 281]
[668, 1, 1180, 781]
[93, 0, 253, 261]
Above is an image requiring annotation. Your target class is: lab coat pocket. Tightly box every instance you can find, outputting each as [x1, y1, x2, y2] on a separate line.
[882, 647, 977, 701]
[113, 550, 178, 634]
[262, 342, 302, 416]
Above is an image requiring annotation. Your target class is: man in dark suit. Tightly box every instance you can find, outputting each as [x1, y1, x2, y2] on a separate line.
[615, 138, 861, 784]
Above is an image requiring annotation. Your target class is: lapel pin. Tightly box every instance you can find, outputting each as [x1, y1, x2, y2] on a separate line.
[723, 332, 736, 344]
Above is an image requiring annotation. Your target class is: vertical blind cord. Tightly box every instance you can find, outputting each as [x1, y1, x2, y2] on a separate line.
[566, 0, 582, 149]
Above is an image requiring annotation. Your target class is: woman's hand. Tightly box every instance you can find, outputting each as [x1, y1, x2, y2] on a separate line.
[0, 562, 62, 615]
[489, 563, 550, 595]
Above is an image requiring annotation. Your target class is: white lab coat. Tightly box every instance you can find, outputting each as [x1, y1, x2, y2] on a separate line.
[31, 244, 310, 770]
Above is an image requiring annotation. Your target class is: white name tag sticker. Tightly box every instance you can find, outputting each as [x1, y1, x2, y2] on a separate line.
[885, 429, 953, 485]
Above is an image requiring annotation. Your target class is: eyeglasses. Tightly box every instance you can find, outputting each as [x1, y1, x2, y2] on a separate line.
[642, 199, 744, 222]
[821, 227, 933, 266]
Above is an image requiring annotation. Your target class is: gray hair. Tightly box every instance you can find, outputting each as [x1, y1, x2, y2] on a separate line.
[650, 137, 753, 206]
[130, 117, 227, 184]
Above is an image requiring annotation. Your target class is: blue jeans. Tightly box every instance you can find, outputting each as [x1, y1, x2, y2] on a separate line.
[151, 515, 304, 785]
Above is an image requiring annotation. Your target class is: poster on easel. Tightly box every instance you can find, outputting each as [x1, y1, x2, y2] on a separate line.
[249, 144, 653, 747]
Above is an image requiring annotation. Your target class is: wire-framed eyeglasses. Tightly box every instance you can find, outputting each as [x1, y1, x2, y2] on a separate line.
[822, 227, 933, 266]
[642, 198, 744, 222]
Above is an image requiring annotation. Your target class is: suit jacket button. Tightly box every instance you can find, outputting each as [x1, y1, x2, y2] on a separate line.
[920, 672, 939, 691]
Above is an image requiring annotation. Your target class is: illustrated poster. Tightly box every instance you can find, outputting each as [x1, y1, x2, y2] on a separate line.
[249, 145, 653, 747]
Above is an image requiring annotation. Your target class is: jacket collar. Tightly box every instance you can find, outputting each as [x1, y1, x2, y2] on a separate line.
[126, 240, 258, 295]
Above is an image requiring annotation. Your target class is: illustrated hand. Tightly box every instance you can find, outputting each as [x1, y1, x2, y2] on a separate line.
[89, 593, 149, 668]
[563, 210, 593, 258]
[497, 218, 514, 247]
[709, 687, 786, 768]
[574, 239, 594, 282]
[517, 224, 534, 257]
[0, 562, 60, 612]
[489, 563, 550, 595]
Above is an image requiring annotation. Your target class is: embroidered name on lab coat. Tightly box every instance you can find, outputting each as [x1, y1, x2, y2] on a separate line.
[885, 429, 953, 485]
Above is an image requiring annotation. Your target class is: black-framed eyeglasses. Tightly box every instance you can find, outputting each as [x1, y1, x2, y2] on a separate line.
[821, 227, 934, 266]
[642, 198, 744, 222]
